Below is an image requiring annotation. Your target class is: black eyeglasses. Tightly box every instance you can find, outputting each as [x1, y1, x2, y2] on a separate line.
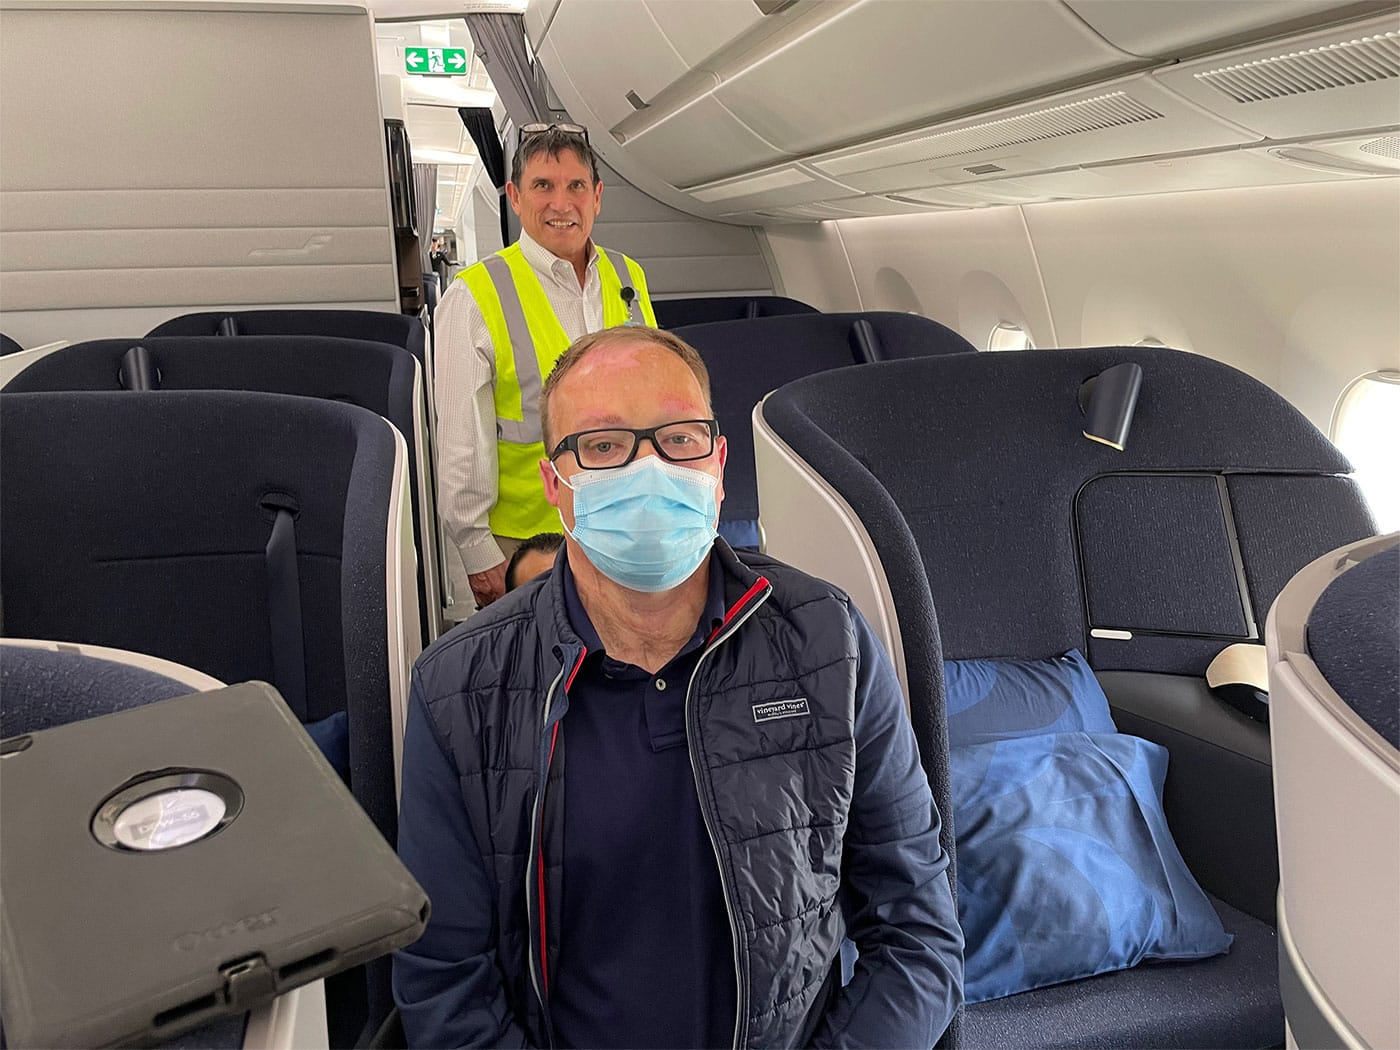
[520, 122, 589, 146]
[551, 419, 719, 471]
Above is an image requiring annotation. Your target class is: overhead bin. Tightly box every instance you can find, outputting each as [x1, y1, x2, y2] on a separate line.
[535, 0, 694, 133]
[1065, 0, 1389, 60]
[708, 0, 1139, 156]
[609, 91, 793, 186]
[1156, 13, 1400, 140]
[644, 0, 765, 67]
[522, 0, 561, 49]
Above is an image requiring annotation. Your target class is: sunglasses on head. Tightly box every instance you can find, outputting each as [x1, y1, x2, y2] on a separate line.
[520, 122, 589, 146]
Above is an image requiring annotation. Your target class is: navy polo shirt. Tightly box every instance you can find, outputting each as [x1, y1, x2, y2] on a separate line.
[549, 551, 736, 1050]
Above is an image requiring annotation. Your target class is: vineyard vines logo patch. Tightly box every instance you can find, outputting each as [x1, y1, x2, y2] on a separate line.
[752, 697, 810, 724]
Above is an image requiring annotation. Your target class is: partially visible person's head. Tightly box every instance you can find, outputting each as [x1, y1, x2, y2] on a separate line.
[505, 532, 563, 591]
[539, 327, 712, 455]
[506, 125, 602, 265]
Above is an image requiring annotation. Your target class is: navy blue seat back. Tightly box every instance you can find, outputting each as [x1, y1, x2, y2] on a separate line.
[0, 390, 399, 843]
[653, 294, 817, 329]
[5, 335, 433, 645]
[675, 312, 974, 527]
[147, 310, 427, 369]
[1, 333, 23, 356]
[0, 645, 196, 736]
[765, 347, 1371, 671]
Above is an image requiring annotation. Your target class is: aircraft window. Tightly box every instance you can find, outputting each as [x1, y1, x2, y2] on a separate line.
[1330, 370, 1400, 531]
[986, 322, 1033, 351]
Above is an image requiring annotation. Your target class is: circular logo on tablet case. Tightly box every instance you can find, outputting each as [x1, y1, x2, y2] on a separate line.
[92, 771, 243, 852]
[111, 788, 227, 850]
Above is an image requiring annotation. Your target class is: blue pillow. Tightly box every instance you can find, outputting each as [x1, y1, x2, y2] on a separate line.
[945, 648, 1117, 747]
[304, 709, 350, 783]
[952, 732, 1233, 1003]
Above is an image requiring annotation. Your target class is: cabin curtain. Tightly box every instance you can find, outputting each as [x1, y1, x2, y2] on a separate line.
[412, 163, 438, 274]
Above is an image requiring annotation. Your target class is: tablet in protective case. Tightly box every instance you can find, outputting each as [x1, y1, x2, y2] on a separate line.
[0, 680, 428, 1048]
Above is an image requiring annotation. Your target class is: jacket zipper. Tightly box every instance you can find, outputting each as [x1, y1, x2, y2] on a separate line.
[526, 651, 581, 1048]
[685, 579, 772, 1050]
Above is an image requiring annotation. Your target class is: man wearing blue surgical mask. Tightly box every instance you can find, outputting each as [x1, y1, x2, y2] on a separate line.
[393, 327, 964, 1050]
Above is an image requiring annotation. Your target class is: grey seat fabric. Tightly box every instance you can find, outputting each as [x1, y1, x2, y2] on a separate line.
[757, 346, 1377, 1048]
[0, 644, 251, 1050]
[4, 335, 436, 648]
[0, 333, 23, 356]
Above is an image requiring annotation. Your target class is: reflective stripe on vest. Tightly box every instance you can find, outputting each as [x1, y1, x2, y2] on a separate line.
[480, 253, 543, 445]
[463, 243, 655, 538]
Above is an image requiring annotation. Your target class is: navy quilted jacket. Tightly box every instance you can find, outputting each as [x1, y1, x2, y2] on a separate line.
[393, 543, 963, 1048]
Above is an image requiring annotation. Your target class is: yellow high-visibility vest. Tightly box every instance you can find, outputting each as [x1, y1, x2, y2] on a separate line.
[460, 242, 657, 539]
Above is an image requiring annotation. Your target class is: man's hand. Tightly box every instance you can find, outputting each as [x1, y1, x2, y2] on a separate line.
[469, 560, 508, 609]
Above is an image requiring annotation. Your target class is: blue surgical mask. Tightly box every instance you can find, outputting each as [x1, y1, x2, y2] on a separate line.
[555, 456, 719, 593]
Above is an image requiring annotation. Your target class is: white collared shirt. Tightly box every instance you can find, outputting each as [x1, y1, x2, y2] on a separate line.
[435, 230, 604, 588]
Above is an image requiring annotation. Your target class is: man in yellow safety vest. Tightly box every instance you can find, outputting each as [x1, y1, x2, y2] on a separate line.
[435, 123, 656, 613]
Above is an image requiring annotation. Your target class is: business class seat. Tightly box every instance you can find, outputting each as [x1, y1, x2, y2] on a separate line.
[4, 335, 442, 644]
[754, 346, 1377, 1047]
[652, 294, 817, 329]
[0, 640, 329, 1050]
[1267, 532, 1399, 1050]
[0, 390, 420, 1045]
[673, 311, 975, 546]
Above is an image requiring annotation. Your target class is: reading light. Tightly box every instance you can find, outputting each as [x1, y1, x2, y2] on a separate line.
[1079, 362, 1143, 451]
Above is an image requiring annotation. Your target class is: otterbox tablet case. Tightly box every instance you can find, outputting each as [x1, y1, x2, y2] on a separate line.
[0, 681, 428, 1048]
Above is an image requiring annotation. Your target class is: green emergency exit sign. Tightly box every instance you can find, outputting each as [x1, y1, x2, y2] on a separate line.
[404, 46, 468, 76]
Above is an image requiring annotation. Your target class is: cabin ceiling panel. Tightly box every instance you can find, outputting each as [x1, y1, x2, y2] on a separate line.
[540, 0, 689, 132]
[643, 0, 764, 67]
[709, 0, 1139, 156]
[1065, 0, 1392, 59]
[1156, 14, 1400, 139]
[405, 104, 472, 152]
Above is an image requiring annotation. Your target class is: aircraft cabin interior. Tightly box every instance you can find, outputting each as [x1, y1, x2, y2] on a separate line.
[0, 0, 1396, 1048]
